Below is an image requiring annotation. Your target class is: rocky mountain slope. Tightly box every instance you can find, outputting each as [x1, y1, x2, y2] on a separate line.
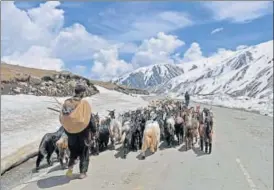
[0, 63, 149, 96]
[153, 40, 273, 100]
[113, 63, 184, 89]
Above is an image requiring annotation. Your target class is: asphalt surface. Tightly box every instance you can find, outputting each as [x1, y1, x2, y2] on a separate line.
[2, 96, 273, 190]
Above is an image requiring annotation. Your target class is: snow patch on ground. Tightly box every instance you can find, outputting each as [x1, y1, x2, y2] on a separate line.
[1, 86, 148, 159]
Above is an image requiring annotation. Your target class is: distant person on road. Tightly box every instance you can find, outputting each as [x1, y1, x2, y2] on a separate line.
[59, 83, 92, 179]
[185, 91, 190, 107]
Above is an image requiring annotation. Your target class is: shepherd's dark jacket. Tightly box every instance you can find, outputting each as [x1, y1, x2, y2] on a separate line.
[185, 93, 190, 101]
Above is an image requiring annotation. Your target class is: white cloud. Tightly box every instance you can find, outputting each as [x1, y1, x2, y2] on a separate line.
[116, 42, 139, 54]
[1, 1, 63, 55]
[91, 48, 133, 80]
[210, 48, 234, 58]
[132, 32, 185, 68]
[120, 11, 193, 42]
[93, 8, 193, 42]
[1, 1, 129, 73]
[90, 32, 186, 80]
[138, 32, 185, 54]
[51, 23, 111, 61]
[182, 42, 204, 62]
[211, 27, 223, 34]
[236, 45, 248, 51]
[1, 46, 64, 71]
[1, 2, 68, 71]
[204, 1, 273, 23]
[158, 11, 193, 28]
[27, 2, 64, 34]
[132, 51, 175, 68]
[74, 65, 87, 75]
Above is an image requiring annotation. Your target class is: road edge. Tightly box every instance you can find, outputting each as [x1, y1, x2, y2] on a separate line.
[1, 140, 40, 175]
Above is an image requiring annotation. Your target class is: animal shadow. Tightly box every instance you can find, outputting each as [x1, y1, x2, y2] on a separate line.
[136, 150, 154, 160]
[32, 159, 56, 174]
[37, 174, 77, 189]
[178, 144, 187, 152]
[32, 157, 59, 173]
[114, 146, 125, 159]
[158, 141, 175, 150]
[192, 146, 207, 157]
[159, 141, 168, 150]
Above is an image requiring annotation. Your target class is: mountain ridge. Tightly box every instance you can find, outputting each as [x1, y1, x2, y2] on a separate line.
[114, 40, 273, 100]
[113, 63, 184, 89]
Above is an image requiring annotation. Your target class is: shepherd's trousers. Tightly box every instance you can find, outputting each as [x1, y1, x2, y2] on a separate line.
[66, 127, 90, 173]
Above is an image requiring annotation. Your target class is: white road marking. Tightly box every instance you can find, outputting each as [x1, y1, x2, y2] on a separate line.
[236, 158, 257, 190]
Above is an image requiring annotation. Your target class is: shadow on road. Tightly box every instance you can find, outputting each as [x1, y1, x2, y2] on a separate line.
[159, 141, 170, 150]
[178, 144, 187, 152]
[37, 175, 77, 189]
[158, 141, 177, 150]
[32, 157, 59, 173]
[192, 146, 207, 157]
[114, 146, 125, 159]
[136, 150, 154, 160]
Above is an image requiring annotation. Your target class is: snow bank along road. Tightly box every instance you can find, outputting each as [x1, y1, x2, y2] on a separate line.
[3, 93, 273, 190]
[1, 85, 148, 160]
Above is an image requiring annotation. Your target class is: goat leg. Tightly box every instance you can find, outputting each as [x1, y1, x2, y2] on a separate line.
[205, 142, 209, 153]
[208, 143, 212, 154]
[200, 139, 203, 151]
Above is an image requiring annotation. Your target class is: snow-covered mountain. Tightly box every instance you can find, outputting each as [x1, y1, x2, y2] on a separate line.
[113, 40, 273, 101]
[153, 40, 273, 100]
[113, 63, 184, 89]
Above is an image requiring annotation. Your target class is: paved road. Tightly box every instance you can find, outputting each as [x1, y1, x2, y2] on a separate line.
[7, 97, 274, 190]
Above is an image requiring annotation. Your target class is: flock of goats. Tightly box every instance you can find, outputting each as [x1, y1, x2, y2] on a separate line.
[36, 99, 214, 171]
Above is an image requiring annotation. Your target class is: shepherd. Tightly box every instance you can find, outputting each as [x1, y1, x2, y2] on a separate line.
[59, 83, 92, 179]
[185, 91, 190, 108]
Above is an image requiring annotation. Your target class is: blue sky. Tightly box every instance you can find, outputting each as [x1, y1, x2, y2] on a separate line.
[2, 1, 273, 80]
